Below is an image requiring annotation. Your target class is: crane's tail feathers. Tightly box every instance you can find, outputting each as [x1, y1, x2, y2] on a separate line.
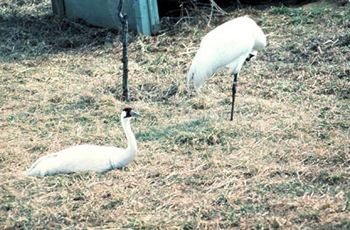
[24, 154, 55, 177]
[24, 168, 35, 176]
[25, 166, 46, 177]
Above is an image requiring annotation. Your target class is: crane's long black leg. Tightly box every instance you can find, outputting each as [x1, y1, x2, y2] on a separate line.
[230, 73, 238, 121]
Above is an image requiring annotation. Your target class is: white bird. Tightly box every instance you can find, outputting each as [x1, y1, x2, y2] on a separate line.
[187, 16, 266, 120]
[25, 107, 140, 177]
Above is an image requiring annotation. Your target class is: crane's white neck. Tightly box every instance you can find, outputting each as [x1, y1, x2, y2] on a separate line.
[121, 117, 137, 156]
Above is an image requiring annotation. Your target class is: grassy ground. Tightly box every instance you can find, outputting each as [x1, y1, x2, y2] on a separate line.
[1, 0, 349, 229]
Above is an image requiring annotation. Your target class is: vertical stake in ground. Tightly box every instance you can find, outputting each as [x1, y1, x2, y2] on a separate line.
[117, 0, 130, 102]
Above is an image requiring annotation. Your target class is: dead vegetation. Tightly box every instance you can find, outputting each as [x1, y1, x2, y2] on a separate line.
[0, 0, 349, 229]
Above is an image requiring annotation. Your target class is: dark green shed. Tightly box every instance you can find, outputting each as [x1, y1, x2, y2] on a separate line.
[51, 0, 160, 35]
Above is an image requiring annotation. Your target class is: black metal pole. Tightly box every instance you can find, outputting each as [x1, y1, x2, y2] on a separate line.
[118, 0, 130, 102]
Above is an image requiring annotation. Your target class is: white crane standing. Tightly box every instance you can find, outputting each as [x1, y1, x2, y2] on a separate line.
[25, 107, 140, 177]
[187, 16, 266, 120]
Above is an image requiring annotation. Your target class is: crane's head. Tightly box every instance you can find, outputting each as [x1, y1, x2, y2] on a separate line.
[122, 107, 141, 120]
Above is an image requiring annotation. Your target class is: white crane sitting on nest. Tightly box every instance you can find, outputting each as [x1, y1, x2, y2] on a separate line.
[25, 107, 140, 177]
[187, 16, 266, 121]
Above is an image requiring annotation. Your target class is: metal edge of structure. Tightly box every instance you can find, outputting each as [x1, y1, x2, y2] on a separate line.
[52, 0, 160, 36]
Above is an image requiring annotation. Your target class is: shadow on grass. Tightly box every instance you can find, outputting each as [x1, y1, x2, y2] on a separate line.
[137, 119, 203, 142]
[0, 9, 121, 62]
[136, 118, 239, 148]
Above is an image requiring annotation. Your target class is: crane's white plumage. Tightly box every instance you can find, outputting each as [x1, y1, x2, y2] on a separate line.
[187, 16, 266, 120]
[187, 16, 266, 92]
[25, 107, 140, 177]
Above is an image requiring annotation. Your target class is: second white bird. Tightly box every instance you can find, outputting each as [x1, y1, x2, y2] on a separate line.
[187, 16, 266, 120]
[25, 107, 140, 177]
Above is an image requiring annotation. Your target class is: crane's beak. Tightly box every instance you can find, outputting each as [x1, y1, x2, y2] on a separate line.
[131, 111, 141, 118]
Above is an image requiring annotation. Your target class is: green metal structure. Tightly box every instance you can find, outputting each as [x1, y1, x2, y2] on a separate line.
[51, 0, 160, 36]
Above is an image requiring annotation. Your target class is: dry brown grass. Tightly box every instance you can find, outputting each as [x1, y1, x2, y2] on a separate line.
[1, 0, 349, 229]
